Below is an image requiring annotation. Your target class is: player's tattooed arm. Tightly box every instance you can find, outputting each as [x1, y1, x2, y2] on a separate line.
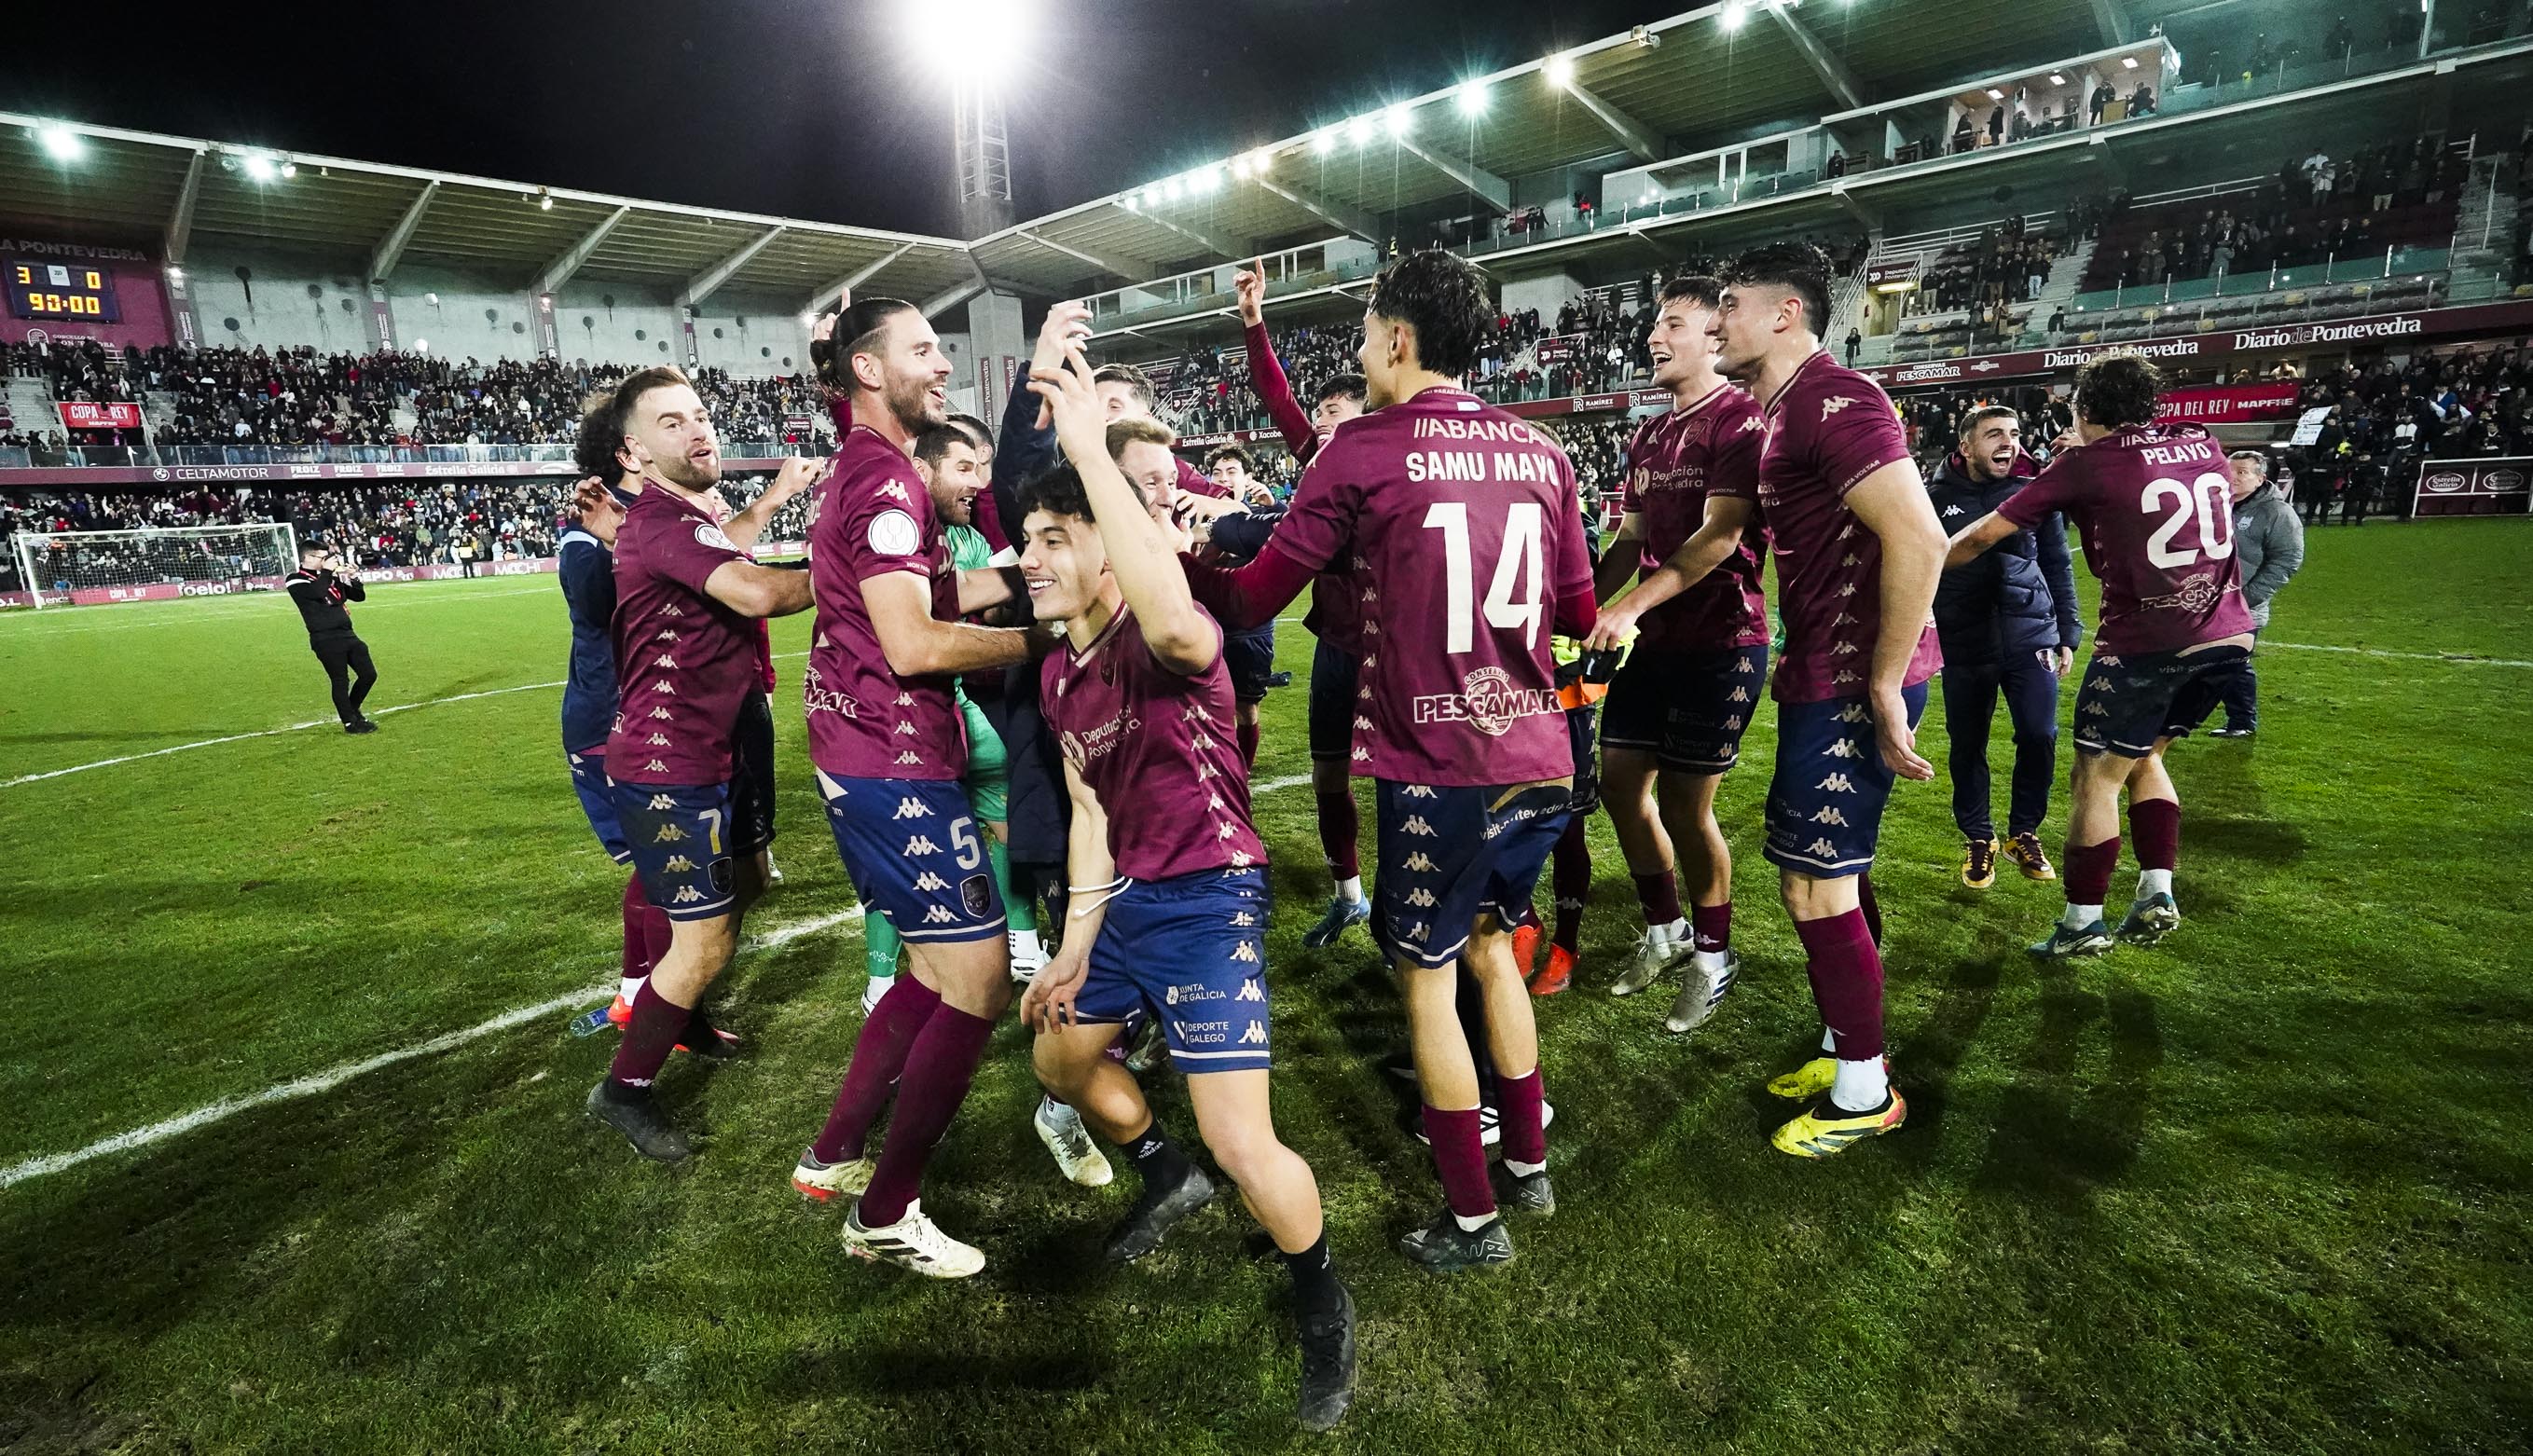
[865, 570, 1030, 677]
[1845, 460, 1946, 781]
[1586, 496, 1755, 650]
[701, 558, 813, 619]
[1029, 342, 1220, 675]
[1022, 762, 1114, 1033]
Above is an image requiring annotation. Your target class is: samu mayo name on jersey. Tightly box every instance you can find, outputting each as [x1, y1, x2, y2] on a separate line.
[1270, 387, 1594, 787]
[805, 425, 969, 783]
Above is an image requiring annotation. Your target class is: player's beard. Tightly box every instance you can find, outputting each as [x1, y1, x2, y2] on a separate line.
[652, 446, 722, 490]
[887, 369, 947, 436]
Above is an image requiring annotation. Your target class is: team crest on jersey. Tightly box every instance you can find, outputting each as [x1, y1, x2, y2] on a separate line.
[866, 509, 921, 556]
[693, 522, 739, 554]
[709, 857, 735, 895]
[960, 873, 992, 917]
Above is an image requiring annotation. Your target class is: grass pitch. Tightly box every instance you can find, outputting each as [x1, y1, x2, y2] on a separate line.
[0, 522, 2527, 1453]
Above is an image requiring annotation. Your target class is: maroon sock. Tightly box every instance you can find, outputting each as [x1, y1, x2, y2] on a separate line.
[1857, 871, 1883, 947]
[619, 872, 653, 979]
[1314, 788, 1361, 881]
[858, 1006, 996, 1228]
[2129, 798, 2180, 872]
[639, 899, 675, 977]
[1550, 819, 1590, 953]
[2066, 835, 2123, 907]
[1237, 719, 1260, 767]
[1631, 869, 1684, 927]
[1793, 909, 1885, 1062]
[809, 977, 944, 1162]
[1496, 1068, 1548, 1167]
[1690, 900, 1732, 955]
[1423, 1105, 1497, 1221]
[606, 979, 693, 1091]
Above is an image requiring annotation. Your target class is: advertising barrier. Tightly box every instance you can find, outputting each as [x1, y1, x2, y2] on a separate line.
[2412, 457, 2533, 517]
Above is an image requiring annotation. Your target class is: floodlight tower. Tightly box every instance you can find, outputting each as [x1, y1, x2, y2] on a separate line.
[954, 72, 1014, 237]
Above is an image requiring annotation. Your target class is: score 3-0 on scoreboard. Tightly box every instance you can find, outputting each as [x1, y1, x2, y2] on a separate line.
[6, 258, 121, 322]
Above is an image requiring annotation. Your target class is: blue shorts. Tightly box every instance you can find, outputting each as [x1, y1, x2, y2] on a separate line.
[1601, 644, 1769, 774]
[1307, 638, 1358, 762]
[817, 771, 1006, 944]
[1224, 624, 1277, 705]
[1071, 867, 1272, 1074]
[2077, 644, 2254, 757]
[1372, 778, 1574, 970]
[569, 747, 630, 862]
[614, 779, 745, 920]
[1762, 683, 1929, 878]
[735, 689, 778, 849]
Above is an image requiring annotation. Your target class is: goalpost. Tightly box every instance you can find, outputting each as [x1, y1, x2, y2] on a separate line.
[11, 522, 300, 609]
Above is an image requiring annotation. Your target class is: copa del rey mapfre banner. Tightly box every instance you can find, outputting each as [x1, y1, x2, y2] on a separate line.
[2153, 382, 2305, 423]
[58, 401, 145, 431]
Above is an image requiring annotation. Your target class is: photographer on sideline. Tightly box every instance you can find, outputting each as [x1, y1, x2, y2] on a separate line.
[285, 543, 379, 735]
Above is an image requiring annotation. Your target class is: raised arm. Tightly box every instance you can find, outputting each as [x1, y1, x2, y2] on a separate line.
[722, 455, 820, 550]
[1030, 345, 1219, 673]
[1235, 262, 1316, 459]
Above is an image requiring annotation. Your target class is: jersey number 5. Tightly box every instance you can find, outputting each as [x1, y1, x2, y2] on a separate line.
[2142, 472, 2236, 570]
[1422, 501, 1545, 653]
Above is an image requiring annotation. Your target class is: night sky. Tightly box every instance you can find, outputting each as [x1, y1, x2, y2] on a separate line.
[11, 0, 1675, 238]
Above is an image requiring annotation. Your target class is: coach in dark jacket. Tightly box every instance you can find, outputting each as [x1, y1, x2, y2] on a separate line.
[284, 543, 379, 734]
[1930, 407, 2081, 886]
[2173, 449, 2303, 736]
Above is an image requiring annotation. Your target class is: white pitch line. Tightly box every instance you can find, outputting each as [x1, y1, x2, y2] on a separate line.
[1, 651, 816, 789]
[2262, 640, 2533, 669]
[0, 585, 558, 637]
[0, 906, 866, 1192]
[0, 771, 1329, 1190]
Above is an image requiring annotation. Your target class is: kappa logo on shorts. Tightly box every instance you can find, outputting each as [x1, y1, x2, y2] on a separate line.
[1806, 837, 1840, 857]
[673, 886, 705, 903]
[1840, 554, 1860, 569]
[903, 834, 941, 856]
[1816, 774, 1854, 793]
[1231, 941, 1259, 965]
[1402, 815, 1437, 836]
[1403, 851, 1438, 872]
[1833, 641, 1859, 655]
[1403, 785, 1438, 798]
[653, 823, 687, 843]
[913, 872, 948, 891]
[2098, 654, 2123, 666]
[648, 793, 677, 811]
[2087, 677, 2113, 693]
[960, 873, 992, 917]
[1724, 715, 1743, 731]
[893, 797, 930, 819]
[661, 605, 684, 617]
[1191, 732, 1218, 751]
[1836, 584, 1856, 598]
[1811, 806, 1850, 826]
[1238, 1023, 1267, 1045]
[1406, 921, 1430, 941]
[2082, 702, 2110, 717]
[923, 906, 956, 924]
[1825, 738, 1862, 759]
[1834, 611, 1858, 626]
[652, 680, 676, 695]
[1182, 704, 1208, 722]
[1942, 503, 1965, 517]
[1235, 977, 1263, 999]
[1728, 686, 1750, 703]
[1196, 762, 1219, 780]
[664, 854, 696, 871]
[1206, 794, 1226, 812]
[1406, 887, 1437, 907]
[1835, 703, 1868, 722]
[1231, 912, 1258, 927]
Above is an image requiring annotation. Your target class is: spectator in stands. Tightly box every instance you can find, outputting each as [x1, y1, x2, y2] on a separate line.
[2090, 81, 2113, 125]
[1845, 326, 1863, 365]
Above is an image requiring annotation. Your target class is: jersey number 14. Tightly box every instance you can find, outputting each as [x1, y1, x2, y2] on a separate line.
[2142, 472, 2236, 570]
[1422, 501, 1545, 653]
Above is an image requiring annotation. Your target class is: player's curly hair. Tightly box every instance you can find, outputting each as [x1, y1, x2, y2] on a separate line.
[1203, 444, 1254, 474]
[1366, 249, 1492, 377]
[1314, 373, 1367, 409]
[572, 386, 630, 482]
[1721, 242, 1833, 338]
[2073, 351, 2165, 430]
[1015, 462, 1148, 526]
[815, 297, 919, 392]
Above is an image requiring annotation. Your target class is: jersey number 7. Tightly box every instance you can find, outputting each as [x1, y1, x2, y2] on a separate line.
[1422, 501, 1545, 653]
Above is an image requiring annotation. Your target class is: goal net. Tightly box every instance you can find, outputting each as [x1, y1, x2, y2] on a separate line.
[11, 522, 300, 609]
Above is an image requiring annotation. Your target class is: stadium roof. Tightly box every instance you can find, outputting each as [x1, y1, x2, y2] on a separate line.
[0, 112, 976, 313]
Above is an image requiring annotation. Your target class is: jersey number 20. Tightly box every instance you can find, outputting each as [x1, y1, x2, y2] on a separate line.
[2142, 472, 2236, 570]
[1422, 501, 1544, 653]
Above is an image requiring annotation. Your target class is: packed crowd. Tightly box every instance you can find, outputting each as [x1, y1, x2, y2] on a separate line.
[1899, 215, 2063, 319]
[2087, 139, 2468, 291]
[1895, 386, 2070, 474]
[2283, 340, 2533, 519]
[0, 341, 837, 458]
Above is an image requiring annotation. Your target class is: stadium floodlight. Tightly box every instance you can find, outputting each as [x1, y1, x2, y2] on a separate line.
[1384, 104, 1412, 138]
[1232, 154, 1253, 179]
[166, 266, 184, 282]
[1546, 52, 1575, 89]
[909, 0, 1037, 89]
[1456, 79, 1490, 117]
[1347, 115, 1376, 147]
[539, 192, 555, 211]
[1247, 148, 1273, 175]
[34, 124, 83, 163]
[280, 161, 297, 179]
[1141, 185, 1163, 206]
[1722, 1, 1747, 31]
[414, 338, 430, 353]
[241, 153, 277, 182]
[1164, 175, 1185, 201]
[1194, 164, 1223, 193]
[1312, 130, 1337, 156]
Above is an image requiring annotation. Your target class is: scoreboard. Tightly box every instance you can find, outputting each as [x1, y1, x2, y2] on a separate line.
[7, 258, 121, 323]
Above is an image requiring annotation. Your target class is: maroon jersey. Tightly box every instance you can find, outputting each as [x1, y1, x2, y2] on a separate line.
[1620, 382, 1769, 651]
[604, 483, 757, 785]
[1177, 456, 1230, 501]
[1271, 386, 1594, 786]
[805, 426, 967, 783]
[1999, 421, 2254, 653]
[1756, 352, 1943, 704]
[1043, 604, 1265, 881]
